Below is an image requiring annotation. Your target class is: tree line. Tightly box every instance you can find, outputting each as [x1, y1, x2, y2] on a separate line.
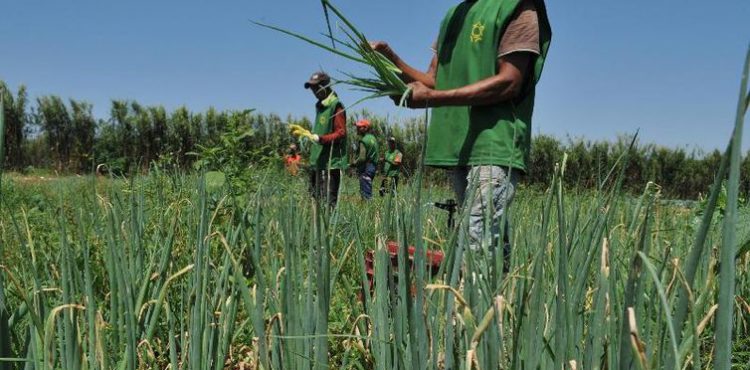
[2, 81, 749, 199]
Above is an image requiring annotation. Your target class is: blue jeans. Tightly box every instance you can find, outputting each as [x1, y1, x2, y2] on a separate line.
[452, 166, 519, 272]
[358, 163, 376, 200]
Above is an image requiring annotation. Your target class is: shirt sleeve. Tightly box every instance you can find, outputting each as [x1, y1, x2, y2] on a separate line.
[318, 107, 347, 144]
[432, 0, 539, 59]
[498, 0, 540, 58]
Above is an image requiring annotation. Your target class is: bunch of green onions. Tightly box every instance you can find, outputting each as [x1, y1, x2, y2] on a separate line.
[253, 0, 410, 105]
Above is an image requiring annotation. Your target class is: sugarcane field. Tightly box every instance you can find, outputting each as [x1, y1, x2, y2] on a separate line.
[2, 1, 750, 369]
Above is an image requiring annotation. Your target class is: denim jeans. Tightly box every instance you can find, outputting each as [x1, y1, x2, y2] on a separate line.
[358, 162, 376, 200]
[451, 166, 519, 271]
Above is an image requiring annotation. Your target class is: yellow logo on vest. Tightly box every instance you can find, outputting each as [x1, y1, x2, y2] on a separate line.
[319, 116, 326, 124]
[470, 22, 485, 43]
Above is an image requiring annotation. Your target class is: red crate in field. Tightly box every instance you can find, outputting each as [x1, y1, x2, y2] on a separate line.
[363, 240, 444, 294]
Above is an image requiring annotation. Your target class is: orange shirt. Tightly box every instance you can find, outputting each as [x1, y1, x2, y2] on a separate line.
[285, 154, 302, 176]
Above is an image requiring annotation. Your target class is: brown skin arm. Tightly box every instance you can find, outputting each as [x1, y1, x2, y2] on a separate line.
[370, 41, 437, 88]
[406, 52, 533, 108]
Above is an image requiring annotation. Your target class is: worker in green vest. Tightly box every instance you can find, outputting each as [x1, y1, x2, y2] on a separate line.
[351, 119, 378, 200]
[370, 0, 551, 271]
[292, 71, 348, 206]
[379, 136, 402, 197]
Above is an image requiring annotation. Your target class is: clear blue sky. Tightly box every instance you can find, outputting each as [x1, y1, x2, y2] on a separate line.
[1, 0, 748, 152]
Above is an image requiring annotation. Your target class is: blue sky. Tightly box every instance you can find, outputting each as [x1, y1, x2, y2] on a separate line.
[1, 0, 748, 152]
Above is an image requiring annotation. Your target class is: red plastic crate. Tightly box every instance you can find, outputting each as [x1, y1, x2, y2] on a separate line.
[363, 240, 444, 293]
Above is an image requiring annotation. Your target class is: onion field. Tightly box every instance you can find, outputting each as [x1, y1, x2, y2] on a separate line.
[0, 151, 749, 370]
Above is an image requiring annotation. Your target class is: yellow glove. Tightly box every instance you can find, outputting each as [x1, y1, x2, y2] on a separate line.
[288, 124, 306, 133]
[289, 124, 319, 142]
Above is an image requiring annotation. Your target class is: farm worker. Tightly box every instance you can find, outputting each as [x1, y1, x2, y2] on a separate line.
[290, 71, 348, 206]
[370, 0, 551, 270]
[351, 119, 378, 200]
[284, 143, 302, 176]
[379, 136, 402, 196]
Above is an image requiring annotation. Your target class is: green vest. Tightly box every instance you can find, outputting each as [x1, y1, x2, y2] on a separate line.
[310, 94, 348, 170]
[384, 149, 402, 177]
[359, 133, 379, 168]
[425, 0, 552, 171]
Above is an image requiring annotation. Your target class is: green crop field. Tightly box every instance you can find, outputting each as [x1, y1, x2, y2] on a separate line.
[0, 158, 749, 369]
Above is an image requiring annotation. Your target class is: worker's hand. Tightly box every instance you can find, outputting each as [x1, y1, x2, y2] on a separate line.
[289, 124, 319, 143]
[407, 81, 433, 108]
[392, 81, 433, 109]
[368, 41, 395, 61]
